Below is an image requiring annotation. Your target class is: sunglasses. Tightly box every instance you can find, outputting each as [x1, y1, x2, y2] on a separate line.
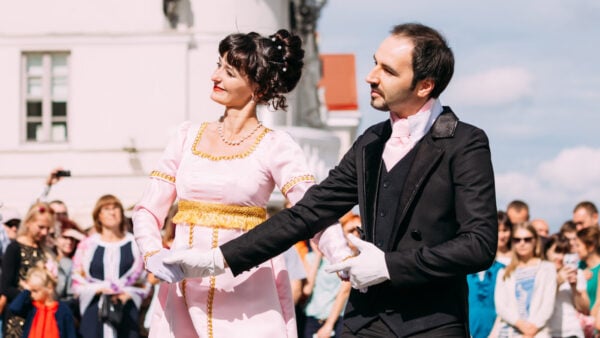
[512, 236, 534, 244]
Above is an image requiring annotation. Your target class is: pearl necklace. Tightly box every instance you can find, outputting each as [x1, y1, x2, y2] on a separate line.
[218, 122, 263, 146]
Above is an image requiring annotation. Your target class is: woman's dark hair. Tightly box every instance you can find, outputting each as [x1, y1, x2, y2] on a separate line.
[498, 210, 513, 250]
[577, 226, 600, 256]
[543, 233, 570, 260]
[218, 29, 305, 110]
[390, 23, 454, 99]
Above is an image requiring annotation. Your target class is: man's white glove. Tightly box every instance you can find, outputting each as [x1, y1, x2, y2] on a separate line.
[163, 247, 226, 278]
[145, 248, 185, 283]
[324, 235, 390, 289]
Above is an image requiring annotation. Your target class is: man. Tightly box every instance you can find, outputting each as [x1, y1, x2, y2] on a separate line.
[506, 199, 529, 224]
[531, 218, 549, 237]
[164, 23, 497, 337]
[572, 201, 599, 231]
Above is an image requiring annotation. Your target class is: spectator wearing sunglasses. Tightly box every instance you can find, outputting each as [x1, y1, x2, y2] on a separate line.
[491, 222, 557, 338]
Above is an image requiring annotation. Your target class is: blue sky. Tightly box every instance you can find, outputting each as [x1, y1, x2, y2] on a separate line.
[317, 0, 600, 231]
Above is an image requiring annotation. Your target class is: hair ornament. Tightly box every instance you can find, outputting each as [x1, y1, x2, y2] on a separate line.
[277, 45, 282, 50]
[282, 67, 287, 72]
[271, 37, 276, 42]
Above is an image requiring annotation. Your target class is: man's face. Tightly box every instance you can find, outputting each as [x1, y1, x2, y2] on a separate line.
[49, 202, 68, 220]
[366, 36, 425, 115]
[532, 219, 549, 237]
[573, 208, 599, 230]
[506, 208, 528, 224]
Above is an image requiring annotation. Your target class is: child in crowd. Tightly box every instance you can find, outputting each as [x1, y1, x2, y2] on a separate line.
[8, 266, 77, 338]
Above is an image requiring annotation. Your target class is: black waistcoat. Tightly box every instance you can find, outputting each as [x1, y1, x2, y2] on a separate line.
[372, 143, 419, 251]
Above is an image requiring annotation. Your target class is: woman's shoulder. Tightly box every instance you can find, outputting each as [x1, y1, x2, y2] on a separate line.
[538, 260, 556, 271]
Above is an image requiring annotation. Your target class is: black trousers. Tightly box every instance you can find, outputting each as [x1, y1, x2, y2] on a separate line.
[341, 319, 466, 338]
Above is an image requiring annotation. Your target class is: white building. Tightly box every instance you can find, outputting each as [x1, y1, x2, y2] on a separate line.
[0, 0, 360, 227]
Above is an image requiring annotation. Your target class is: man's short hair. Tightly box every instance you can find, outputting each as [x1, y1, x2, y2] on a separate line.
[573, 201, 598, 215]
[507, 200, 529, 212]
[391, 23, 454, 99]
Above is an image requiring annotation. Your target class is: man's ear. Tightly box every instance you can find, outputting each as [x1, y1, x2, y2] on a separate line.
[416, 78, 434, 98]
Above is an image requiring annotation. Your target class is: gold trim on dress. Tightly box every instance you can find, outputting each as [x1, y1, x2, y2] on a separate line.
[280, 174, 316, 197]
[206, 226, 219, 338]
[173, 200, 267, 231]
[150, 170, 176, 183]
[191, 122, 271, 161]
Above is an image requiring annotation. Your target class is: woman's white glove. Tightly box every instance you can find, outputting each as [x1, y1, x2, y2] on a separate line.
[163, 247, 226, 278]
[146, 248, 185, 283]
[324, 235, 390, 289]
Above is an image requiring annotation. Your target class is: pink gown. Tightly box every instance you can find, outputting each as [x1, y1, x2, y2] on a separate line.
[133, 122, 351, 338]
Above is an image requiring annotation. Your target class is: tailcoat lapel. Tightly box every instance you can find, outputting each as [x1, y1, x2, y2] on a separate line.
[359, 122, 390, 241]
[388, 108, 459, 249]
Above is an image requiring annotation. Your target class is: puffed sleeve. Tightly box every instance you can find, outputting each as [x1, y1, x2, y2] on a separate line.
[267, 131, 352, 264]
[132, 121, 192, 256]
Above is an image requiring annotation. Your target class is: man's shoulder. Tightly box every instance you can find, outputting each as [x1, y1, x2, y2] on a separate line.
[436, 106, 488, 140]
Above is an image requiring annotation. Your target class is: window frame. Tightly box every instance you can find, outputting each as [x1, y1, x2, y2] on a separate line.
[21, 51, 71, 143]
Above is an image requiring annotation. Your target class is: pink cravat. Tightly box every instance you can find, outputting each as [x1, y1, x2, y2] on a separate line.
[382, 118, 411, 171]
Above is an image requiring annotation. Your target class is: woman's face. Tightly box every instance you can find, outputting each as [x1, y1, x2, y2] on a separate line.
[512, 228, 536, 260]
[56, 234, 77, 256]
[575, 238, 590, 260]
[99, 204, 122, 232]
[498, 223, 511, 250]
[26, 214, 51, 243]
[545, 244, 564, 269]
[210, 54, 255, 108]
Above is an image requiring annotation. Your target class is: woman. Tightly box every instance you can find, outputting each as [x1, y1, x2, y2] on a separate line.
[492, 222, 556, 338]
[1, 202, 54, 338]
[71, 194, 149, 338]
[132, 29, 352, 338]
[575, 227, 600, 316]
[467, 210, 512, 338]
[544, 234, 587, 338]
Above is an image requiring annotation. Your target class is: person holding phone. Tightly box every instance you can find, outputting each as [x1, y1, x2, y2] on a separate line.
[544, 234, 588, 338]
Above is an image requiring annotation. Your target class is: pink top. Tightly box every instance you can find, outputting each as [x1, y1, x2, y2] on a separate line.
[133, 121, 350, 263]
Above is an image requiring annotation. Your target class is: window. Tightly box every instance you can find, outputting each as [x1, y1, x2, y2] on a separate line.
[23, 52, 70, 142]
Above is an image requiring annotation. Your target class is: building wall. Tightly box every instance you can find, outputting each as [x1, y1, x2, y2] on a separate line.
[0, 1, 345, 227]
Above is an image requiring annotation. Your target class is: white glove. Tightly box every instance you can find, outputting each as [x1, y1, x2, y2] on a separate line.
[163, 247, 226, 278]
[145, 248, 185, 283]
[324, 235, 390, 289]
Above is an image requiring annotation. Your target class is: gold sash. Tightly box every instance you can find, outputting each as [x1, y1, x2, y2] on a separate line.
[172, 200, 267, 231]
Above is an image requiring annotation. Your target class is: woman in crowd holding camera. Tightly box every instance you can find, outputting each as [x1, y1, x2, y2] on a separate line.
[72, 194, 149, 338]
[133, 29, 351, 338]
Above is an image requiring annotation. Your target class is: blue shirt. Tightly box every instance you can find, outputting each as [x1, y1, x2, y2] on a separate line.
[467, 260, 505, 338]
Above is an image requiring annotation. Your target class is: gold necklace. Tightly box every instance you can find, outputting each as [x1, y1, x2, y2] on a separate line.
[218, 122, 263, 146]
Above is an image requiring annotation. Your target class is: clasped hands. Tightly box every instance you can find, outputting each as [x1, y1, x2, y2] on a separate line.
[325, 235, 390, 290]
[145, 247, 226, 283]
[146, 235, 390, 290]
